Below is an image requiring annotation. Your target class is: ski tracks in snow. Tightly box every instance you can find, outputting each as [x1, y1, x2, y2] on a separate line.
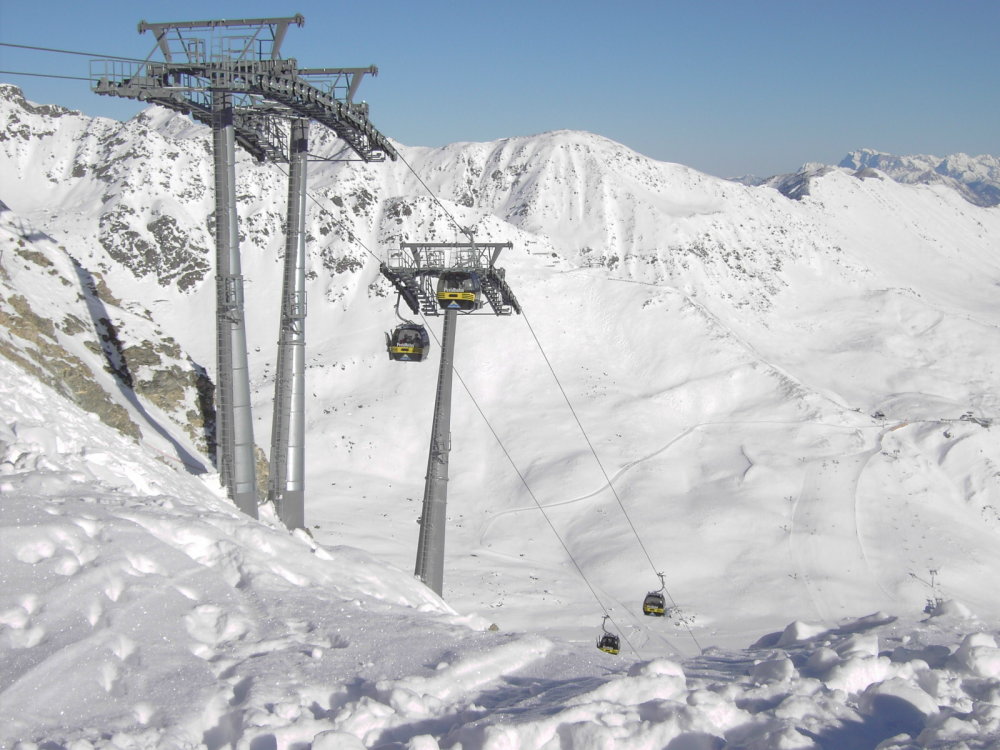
[478, 423, 710, 547]
[788, 427, 899, 623]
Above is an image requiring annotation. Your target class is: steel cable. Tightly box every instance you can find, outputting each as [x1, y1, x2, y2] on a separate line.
[395, 148, 704, 655]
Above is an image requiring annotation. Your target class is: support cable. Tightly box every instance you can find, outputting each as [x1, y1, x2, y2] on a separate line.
[282, 154, 699, 654]
[267, 169, 639, 651]
[521, 312, 658, 570]
[0, 41, 150, 63]
[0, 70, 93, 81]
[392, 150, 703, 655]
[275, 163, 382, 263]
[419, 313, 640, 658]
[395, 150, 475, 243]
[272, 163, 642, 651]
[385, 155, 649, 651]
[520, 292, 703, 653]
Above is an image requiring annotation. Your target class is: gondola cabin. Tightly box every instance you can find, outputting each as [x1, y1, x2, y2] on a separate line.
[642, 591, 666, 617]
[597, 633, 620, 655]
[386, 324, 430, 362]
[436, 271, 483, 311]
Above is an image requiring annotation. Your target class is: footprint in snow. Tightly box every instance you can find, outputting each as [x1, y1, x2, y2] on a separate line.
[173, 584, 200, 601]
[14, 525, 99, 574]
[184, 604, 251, 647]
[12, 628, 45, 648]
[109, 634, 137, 661]
[133, 702, 155, 724]
[269, 563, 311, 586]
[124, 553, 165, 576]
[97, 660, 120, 693]
[104, 575, 125, 602]
[14, 538, 57, 564]
[52, 554, 82, 576]
[0, 605, 29, 629]
[85, 599, 103, 627]
[71, 516, 102, 538]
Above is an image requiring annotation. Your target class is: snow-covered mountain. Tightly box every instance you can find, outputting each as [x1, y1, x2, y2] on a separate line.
[839, 149, 1000, 208]
[747, 148, 1000, 208]
[3, 82, 1000, 747]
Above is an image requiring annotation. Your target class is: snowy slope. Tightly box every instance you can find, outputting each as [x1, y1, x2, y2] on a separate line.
[0, 354, 534, 747]
[3, 81, 1000, 640]
[3, 83, 1000, 747]
[4, 322, 1000, 750]
[0, 199, 214, 466]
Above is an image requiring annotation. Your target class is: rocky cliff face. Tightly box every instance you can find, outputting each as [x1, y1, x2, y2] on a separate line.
[0, 198, 215, 469]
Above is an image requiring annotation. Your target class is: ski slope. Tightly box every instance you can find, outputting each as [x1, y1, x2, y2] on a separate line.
[5, 346, 1000, 748]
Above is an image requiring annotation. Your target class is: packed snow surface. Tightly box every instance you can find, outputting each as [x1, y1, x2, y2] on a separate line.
[4, 353, 1000, 749]
[4, 354, 1000, 747]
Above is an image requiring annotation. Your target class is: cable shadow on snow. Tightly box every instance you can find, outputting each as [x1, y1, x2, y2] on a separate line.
[69, 256, 210, 474]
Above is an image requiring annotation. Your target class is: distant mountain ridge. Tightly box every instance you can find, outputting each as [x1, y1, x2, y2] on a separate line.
[0, 81, 831, 328]
[839, 148, 1000, 207]
[741, 148, 1000, 207]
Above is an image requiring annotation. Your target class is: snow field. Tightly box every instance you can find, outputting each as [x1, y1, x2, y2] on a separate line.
[8, 324, 1000, 749]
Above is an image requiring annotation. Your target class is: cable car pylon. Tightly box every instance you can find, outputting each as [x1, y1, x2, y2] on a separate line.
[268, 118, 309, 529]
[380, 240, 520, 596]
[388, 155, 688, 655]
[93, 16, 397, 526]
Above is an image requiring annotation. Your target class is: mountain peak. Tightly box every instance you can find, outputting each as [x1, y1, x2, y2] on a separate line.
[0, 82, 72, 118]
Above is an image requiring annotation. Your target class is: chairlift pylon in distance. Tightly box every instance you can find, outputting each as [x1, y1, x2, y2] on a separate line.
[642, 572, 667, 617]
[596, 615, 620, 655]
[436, 270, 483, 311]
[386, 322, 430, 362]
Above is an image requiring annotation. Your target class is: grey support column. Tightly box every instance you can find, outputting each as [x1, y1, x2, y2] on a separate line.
[414, 308, 458, 595]
[269, 118, 309, 529]
[212, 89, 259, 519]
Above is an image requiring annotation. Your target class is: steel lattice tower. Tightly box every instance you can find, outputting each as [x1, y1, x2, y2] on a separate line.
[93, 16, 397, 525]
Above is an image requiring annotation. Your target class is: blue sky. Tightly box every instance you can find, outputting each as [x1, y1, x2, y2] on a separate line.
[1, 0, 997, 177]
